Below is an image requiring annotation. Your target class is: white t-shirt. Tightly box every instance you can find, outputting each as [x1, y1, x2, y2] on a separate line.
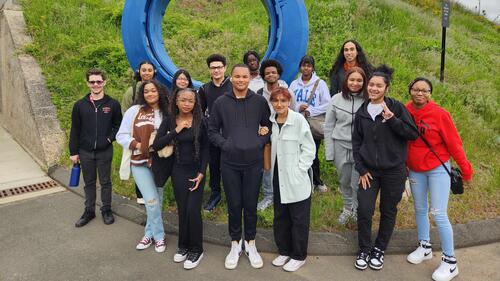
[367, 103, 383, 121]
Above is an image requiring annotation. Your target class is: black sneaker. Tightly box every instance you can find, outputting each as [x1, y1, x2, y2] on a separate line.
[184, 252, 203, 269]
[355, 251, 370, 270]
[173, 248, 189, 263]
[204, 193, 221, 212]
[369, 247, 384, 270]
[102, 210, 115, 225]
[75, 210, 95, 227]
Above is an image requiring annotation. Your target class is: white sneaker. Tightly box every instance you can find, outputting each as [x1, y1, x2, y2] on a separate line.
[225, 240, 242, 270]
[283, 259, 306, 272]
[257, 197, 273, 211]
[245, 240, 264, 269]
[407, 240, 433, 264]
[314, 184, 328, 193]
[338, 208, 353, 225]
[154, 238, 166, 253]
[272, 255, 290, 267]
[135, 236, 152, 250]
[432, 255, 458, 281]
[136, 198, 145, 205]
[173, 248, 189, 263]
[184, 252, 203, 270]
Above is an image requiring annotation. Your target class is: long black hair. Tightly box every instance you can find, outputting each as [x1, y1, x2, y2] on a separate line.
[171, 69, 194, 95]
[134, 61, 157, 82]
[134, 79, 170, 117]
[329, 40, 373, 78]
[170, 88, 204, 161]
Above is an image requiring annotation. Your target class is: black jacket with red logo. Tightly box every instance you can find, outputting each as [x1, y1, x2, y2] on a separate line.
[69, 93, 122, 155]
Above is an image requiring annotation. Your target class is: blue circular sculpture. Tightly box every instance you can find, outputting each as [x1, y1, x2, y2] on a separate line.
[121, 0, 308, 88]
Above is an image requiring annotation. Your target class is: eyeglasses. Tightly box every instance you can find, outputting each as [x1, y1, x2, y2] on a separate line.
[88, 80, 104, 85]
[209, 65, 225, 71]
[410, 88, 431, 94]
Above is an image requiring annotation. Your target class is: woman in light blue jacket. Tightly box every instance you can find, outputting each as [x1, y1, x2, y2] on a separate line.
[266, 87, 315, 272]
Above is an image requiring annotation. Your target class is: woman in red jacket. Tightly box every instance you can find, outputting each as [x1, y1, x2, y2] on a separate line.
[405, 77, 473, 281]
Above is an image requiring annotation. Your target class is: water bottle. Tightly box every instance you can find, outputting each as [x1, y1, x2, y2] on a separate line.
[69, 163, 81, 187]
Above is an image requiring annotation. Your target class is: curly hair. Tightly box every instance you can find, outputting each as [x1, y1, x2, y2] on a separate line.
[259, 59, 283, 80]
[170, 88, 204, 162]
[134, 79, 170, 117]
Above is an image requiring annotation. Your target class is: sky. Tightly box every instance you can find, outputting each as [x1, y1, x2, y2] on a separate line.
[454, 0, 500, 23]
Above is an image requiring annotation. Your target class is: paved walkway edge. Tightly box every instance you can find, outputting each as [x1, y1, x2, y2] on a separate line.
[50, 165, 500, 255]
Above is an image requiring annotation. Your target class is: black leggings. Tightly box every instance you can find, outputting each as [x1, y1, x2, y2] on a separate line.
[357, 167, 406, 253]
[172, 164, 205, 253]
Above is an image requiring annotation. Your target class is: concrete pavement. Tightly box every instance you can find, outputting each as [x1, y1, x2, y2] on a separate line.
[0, 191, 498, 281]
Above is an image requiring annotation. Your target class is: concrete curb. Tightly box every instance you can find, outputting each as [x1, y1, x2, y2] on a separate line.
[50, 165, 500, 255]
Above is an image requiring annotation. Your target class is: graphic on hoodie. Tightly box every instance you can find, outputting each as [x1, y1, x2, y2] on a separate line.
[289, 73, 331, 116]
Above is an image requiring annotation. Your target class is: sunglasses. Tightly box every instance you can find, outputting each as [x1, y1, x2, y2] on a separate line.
[88, 80, 104, 85]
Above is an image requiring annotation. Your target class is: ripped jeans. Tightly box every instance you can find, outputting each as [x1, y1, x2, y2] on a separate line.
[132, 165, 165, 241]
[409, 162, 454, 256]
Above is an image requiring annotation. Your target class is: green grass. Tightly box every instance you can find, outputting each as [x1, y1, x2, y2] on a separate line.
[21, 0, 499, 231]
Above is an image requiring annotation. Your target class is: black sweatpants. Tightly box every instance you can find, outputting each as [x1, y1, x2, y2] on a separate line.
[221, 162, 263, 241]
[208, 143, 221, 194]
[172, 164, 205, 253]
[273, 164, 311, 260]
[357, 166, 406, 253]
[79, 146, 113, 212]
[312, 138, 324, 186]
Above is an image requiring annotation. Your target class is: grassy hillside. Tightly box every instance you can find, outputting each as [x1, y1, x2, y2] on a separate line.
[21, 0, 499, 231]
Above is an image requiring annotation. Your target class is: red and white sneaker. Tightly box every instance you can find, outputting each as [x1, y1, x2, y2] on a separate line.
[136, 236, 152, 250]
[155, 238, 167, 253]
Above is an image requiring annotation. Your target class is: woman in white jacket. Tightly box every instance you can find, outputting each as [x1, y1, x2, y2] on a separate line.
[116, 79, 171, 253]
[289, 55, 331, 192]
[266, 87, 315, 272]
[324, 67, 368, 225]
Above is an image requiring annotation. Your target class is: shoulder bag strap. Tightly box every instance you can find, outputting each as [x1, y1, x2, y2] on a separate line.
[306, 79, 320, 105]
[418, 133, 452, 176]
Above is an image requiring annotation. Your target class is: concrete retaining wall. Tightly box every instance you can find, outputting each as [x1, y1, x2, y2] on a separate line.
[0, 1, 65, 171]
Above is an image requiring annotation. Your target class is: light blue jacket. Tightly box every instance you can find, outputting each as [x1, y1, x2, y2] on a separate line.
[270, 109, 315, 204]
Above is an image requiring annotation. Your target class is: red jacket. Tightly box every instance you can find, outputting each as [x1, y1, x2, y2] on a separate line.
[406, 101, 473, 180]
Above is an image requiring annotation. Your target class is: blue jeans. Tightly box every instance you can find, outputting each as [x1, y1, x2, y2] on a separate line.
[409, 162, 454, 256]
[262, 169, 273, 199]
[132, 165, 165, 241]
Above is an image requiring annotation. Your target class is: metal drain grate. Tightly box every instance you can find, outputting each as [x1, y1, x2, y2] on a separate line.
[0, 180, 59, 198]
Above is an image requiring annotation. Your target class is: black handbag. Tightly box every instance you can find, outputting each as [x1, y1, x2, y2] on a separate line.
[418, 134, 464, 195]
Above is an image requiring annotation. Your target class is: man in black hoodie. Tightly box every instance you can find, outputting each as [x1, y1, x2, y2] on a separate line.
[208, 64, 271, 269]
[69, 68, 122, 227]
[198, 54, 232, 212]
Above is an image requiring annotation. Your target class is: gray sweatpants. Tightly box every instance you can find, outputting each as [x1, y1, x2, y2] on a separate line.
[333, 140, 359, 212]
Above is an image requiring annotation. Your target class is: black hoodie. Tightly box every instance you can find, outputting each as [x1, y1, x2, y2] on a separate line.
[69, 94, 122, 155]
[352, 97, 418, 175]
[198, 76, 232, 116]
[208, 89, 271, 167]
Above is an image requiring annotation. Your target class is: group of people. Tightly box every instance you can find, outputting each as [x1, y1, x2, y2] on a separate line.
[68, 40, 473, 281]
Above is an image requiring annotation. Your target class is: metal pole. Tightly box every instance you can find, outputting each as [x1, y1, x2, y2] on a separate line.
[440, 27, 446, 82]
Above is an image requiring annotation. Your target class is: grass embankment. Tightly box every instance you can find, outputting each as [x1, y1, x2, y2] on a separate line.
[22, 0, 499, 231]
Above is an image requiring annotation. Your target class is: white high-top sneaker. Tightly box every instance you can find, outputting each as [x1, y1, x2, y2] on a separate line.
[432, 255, 458, 281]
[245, 240, 264, 269]
[224, 240, 242, 270]
[407, 240, 433, 264]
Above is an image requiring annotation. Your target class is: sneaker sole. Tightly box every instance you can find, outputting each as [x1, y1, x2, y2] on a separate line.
[184, 253, 203, 270]
[369, 263, 383, 270]
[174, 255, 187, 263]
[136, 244, 152, 250]
[407, 252, 433, 264]
[272, 259, 290, 267]
[355, 263, 368, 270]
